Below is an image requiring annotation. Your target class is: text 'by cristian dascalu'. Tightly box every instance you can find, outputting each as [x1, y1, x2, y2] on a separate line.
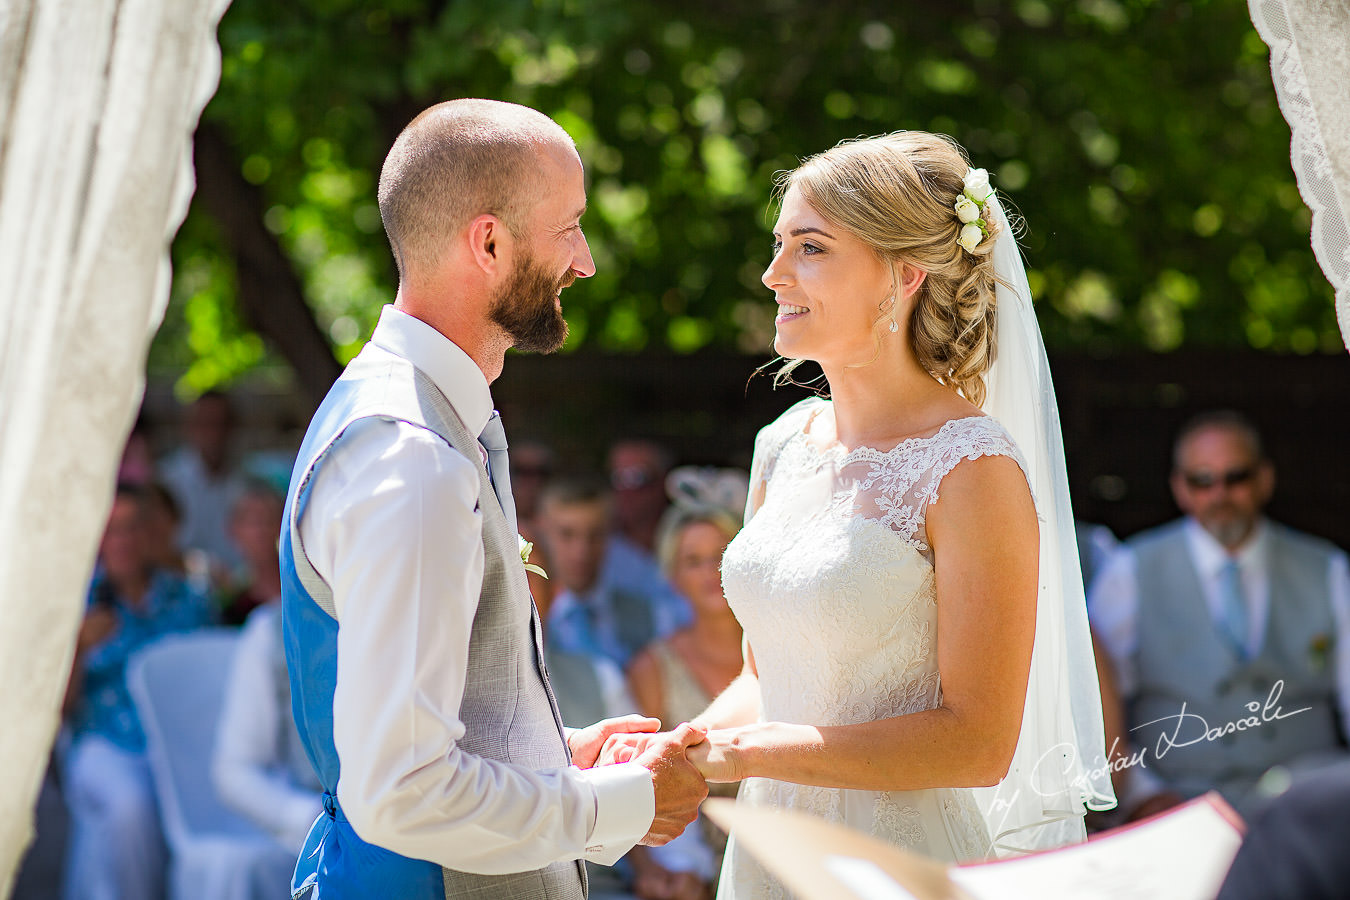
[984, 678, 1311, 825]
[1087, 679, 1311, 788]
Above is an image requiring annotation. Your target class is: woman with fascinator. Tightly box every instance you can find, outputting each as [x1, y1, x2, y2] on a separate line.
[604, 133, 1115, 897]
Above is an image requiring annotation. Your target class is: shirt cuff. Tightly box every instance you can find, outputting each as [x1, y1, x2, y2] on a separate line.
[577, 761, 653, 866]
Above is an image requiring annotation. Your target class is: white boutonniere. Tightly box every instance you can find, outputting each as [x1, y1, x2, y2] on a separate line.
[519, 535, 548, 579]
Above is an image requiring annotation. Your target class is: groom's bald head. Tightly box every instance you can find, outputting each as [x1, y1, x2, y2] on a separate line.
[377, 99, 576, 284]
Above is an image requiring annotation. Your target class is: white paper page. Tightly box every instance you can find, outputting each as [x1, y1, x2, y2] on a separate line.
[948, 801, 1242, 900]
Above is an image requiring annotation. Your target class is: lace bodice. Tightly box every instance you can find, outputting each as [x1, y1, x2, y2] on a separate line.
[716, 398, 1029, 896]
[722, 397, 1029, 727]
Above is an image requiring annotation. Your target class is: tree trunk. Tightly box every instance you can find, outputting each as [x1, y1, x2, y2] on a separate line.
[192, 122, 341, 405]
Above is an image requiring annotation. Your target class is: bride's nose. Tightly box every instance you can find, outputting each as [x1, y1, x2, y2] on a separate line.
[762, 253, 790, 291]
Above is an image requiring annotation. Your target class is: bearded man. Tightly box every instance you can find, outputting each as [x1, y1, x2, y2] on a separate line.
[279, 99, 706, 900]
[1090, 411, 1350, 819]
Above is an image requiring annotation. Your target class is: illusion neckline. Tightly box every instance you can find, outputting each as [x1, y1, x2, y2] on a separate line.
[795, 399, 990, 462]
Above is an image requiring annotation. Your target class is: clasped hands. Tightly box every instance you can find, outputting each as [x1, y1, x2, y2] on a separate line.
[567, 715, 742, 846]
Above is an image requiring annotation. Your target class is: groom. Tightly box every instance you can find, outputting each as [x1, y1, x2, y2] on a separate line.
[280, 99, 707, 899]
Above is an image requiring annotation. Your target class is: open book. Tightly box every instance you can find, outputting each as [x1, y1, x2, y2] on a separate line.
[702, 793, 1244, 900]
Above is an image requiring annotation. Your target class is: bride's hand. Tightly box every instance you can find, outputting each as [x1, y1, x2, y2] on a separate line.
[570, 715, 661, 769]
[598, 729, 663, 766]
[685, 729, 745, 783]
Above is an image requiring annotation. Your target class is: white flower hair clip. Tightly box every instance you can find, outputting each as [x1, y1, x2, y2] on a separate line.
[954, 168, 994, 254]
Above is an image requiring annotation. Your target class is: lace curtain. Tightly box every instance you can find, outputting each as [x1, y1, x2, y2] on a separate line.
[1248, 0, 1350, 352]
[0, 0, 229, 891]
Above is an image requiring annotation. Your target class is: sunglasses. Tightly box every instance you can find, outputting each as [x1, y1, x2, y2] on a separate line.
[1181, 467, 1257, 490]
[611, 467, 657, 491]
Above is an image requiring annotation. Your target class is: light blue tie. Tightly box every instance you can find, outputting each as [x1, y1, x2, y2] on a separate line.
[1217, 559, 1249, 659]
[559, 599, 608, 662]
[478, 411, 518, 538]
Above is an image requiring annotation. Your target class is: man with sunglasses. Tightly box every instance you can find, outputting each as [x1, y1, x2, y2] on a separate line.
[1089, 411, 1350, 820]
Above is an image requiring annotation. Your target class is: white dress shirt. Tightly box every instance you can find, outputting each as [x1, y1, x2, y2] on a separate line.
[1088, 517, 1350, 804]
[213, 603, 322, 851]
[300, 305, 653, 874]
[159, 446, 247, 569]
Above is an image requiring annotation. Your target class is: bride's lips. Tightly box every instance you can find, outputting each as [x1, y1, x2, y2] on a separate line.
[776, 302, 809, 323]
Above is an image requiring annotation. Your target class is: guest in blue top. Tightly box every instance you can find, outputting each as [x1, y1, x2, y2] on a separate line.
[62, 482, 215, 900]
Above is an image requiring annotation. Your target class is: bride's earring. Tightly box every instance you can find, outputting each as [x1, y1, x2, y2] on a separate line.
[887, 295, 898, 333]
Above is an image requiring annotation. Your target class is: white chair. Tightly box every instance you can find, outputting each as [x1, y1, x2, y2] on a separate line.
[128, 629, 296, 900]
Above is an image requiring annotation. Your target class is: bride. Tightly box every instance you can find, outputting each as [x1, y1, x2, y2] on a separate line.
[609, 131, 1116, 897]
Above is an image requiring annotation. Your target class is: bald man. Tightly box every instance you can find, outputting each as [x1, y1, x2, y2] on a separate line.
[280, 100, 706, 900]
[1089, 411, 1350, 819]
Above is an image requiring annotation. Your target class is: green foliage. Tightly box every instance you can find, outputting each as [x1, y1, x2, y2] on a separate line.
[154, 0, 1342, 390]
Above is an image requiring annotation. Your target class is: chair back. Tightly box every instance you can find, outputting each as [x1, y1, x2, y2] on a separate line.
[127, 629, 271, 848]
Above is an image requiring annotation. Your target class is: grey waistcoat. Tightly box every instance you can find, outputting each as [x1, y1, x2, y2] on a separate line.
[1130, 519, 1342, 801]
[290, 343, 585, 900]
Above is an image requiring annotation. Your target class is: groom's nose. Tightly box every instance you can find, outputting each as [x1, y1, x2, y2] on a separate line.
[571, 229, 596, 279]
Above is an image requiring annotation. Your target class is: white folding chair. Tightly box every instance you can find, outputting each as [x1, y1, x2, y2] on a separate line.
[128, 629, 295, 900]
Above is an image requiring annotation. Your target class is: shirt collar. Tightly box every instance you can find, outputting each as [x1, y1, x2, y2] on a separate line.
[1184, 516, 1269, 576]
[369, 305, 494, 437]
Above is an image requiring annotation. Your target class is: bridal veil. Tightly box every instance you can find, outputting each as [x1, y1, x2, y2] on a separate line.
[976, 193, 1118, 853]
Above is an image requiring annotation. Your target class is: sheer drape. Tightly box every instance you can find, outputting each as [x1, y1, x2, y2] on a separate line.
[0, 0, 229, 891]
[1248, 0, 1350, 351]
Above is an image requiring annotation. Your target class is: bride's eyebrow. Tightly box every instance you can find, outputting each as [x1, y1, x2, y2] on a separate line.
[790, 226, 835, 240]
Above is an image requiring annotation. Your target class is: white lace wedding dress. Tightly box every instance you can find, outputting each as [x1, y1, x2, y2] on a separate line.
[717, 397, 1033, 899]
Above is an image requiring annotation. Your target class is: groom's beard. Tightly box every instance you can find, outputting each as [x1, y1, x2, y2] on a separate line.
[489, 251, 572, 354]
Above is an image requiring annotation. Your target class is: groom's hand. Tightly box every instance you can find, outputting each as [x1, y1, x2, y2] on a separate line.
[636, 723, 709, 846]
[568, 715, 661, 769]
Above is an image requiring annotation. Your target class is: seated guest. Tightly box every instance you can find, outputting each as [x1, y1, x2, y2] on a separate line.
[142, 482, 188, 578]
[117, 413, 156, 486]
[160, 390, 247, 577]
[541, 476, 682, 670]
[62, 483, 215, 900]
[627, 467, 748, 899]
[604, 438, 691, 630]
[1076, 520, 1119, 594]
[607, 438, 674, 558]
[510, 442, 559, 617]
[1089, 411, 1350, 818]
[510, 438, 556, 536]
[212, 599, 323, 888]
[219, 480, 284, 626]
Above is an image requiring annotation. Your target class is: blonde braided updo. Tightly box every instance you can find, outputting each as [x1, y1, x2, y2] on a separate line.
[776, 132, 1003, 407]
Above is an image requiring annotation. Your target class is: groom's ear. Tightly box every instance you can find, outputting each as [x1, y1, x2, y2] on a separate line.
[467, 214, 507, 274]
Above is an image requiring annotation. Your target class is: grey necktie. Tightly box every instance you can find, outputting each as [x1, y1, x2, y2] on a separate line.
[478, 411, 518, 537]
[1217, 558, 1249, 659]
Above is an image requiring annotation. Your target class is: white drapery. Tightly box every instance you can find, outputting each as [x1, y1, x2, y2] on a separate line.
[0, 0, 230, 892]
[1249, 0, 1350, 352]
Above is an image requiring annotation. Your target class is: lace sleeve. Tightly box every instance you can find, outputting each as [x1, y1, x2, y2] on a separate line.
[744, 397, 821, 523]
[845, 416, 1034, 555]
[924, 417, 1033, 509]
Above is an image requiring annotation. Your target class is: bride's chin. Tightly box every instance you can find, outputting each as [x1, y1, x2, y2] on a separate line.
[773, 333, 808, 359]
